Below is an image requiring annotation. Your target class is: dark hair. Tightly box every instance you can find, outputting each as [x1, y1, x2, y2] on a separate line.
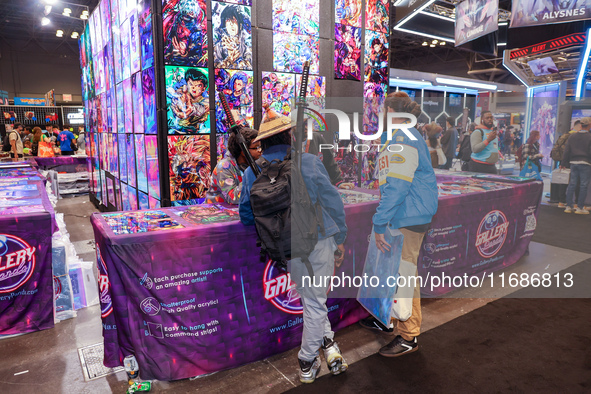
[425, 122, 442, 148]
[260, 129, 292, 151]
[14, 122, 22, 129]
[574, 120, 581, 126]
[468, 122, 477, 132]
[384, 91, 421, 117]
[481, 110, 492, 118]
[446, 117, 455, 127]
[220, 5, 243, 31]
[46, 123, 53, 128]
[185, 68, 208, 89]
[527, 130, 540, 145]
[24, 126, 32, 132]
[228, 127, 258, 159]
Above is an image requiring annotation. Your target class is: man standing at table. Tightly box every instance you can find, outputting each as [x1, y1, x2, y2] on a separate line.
[239, 109, 349, 384]
[8, 123, 24, 159]
[469, 110, 499, 174]
[562, 117, 591, 215]
[58, 126, 77, 156]
[440, 116, 458, 170]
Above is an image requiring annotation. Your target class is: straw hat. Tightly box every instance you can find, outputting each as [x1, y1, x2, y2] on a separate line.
[255, 107, 295, 142]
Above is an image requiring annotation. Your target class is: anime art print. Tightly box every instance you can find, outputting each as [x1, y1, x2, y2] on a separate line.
[127, 183, 138, 211]
[273, 32, 319, 74]
[135, 135, 148, 193]
[334, 24, 362, 81]
[272, 0, 319, 36]
[165, 66, 210, 134]
[139, 10, 154, 70]
[363, 82, 387, 134]
[214, 69, 254, 134]
[365, 0, 389, 33]
[116, 83, 125, 133]
[163, 0, 208, 67]
[336, 0, 362, 27]
[103, 210, 183, 235]
[511, 0, 591, 28]
[126, 133, 136, 187]
[123, 78, 133, 133]
[120, 17, 131, 80]
[212, 2, 253, 70]
[149, 196, 160, 209]
[145, 135, 160, 199]
[112, 26, 122, 84]
[168, 135, 211, 202]
[296, 75, 325, 112]
[262, 71, 295, 117]
[216, 133, 229, 163]
[130, 12, 141, 74]
[139, 191, 150, 210]
[142, 67, 158, 134]
[132, 72, 145, 134]
[365, 30, 389, 83]
[455, 0, 498, 46]
[118, 134, 128, 183]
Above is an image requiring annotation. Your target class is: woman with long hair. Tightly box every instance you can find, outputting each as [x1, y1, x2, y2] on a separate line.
[35, 126, 55, 157]
[424, 122, 443, 168]
[521, 129, 543, 171]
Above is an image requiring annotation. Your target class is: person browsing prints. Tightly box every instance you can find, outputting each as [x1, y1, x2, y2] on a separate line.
[359, 92, 438, 357]
[469, 111, 499, 174]
[239, 108, 349, 384]
[58, 127, 77, 156]
[8, 123, 24, 159]
[206, 127, 261, 204]
[562, 117, 591, 215]
[521, 130, 544, 172]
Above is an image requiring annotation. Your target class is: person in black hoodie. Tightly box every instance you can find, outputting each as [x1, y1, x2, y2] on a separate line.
[439, 116, 458, 170]
[562, 117, 591, 214]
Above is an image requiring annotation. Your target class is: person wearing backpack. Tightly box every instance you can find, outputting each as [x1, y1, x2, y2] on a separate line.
[469, 111, 499, 174]
[4, 123, 24, 159]
[458, 123, 476, 171]
[562, 117, 591, 214]
[358, 92, 438, 358]
[552, 121, 580, 207]
[239, 108, 348, 384]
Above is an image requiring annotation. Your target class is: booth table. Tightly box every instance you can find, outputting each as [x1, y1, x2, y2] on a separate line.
[91, 173, 543, 381]
[33, 156, 88, 173]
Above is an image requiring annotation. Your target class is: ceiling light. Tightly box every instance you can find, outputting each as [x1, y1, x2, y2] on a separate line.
[63, 7, 71, 16]
[432, 39, 438, 44]
[82, 10, 89, 15]
[41, 17, 50, 26]
[80, 14, 88, 20]
[422, 41, 428, 46]
[436, 77, 497, 90]
[56, 29, 63, 37]
[44, 5, 52, 15]
[71, 31, 79, 39]
[430, 44, 436, 47]
[44, 0, 57, 4]
[440, 41, 446, 46]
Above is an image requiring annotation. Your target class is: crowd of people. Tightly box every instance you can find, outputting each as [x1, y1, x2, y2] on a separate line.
[2, 123, 84, 159]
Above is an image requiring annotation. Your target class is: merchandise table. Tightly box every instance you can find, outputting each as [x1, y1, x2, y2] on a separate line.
[91, 173, 543, 381]
[34, 156, 88, 173]
[0, 165, 57, 336]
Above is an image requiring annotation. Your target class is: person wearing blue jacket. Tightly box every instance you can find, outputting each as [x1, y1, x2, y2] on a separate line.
[239, 108, 349, 384]
[359, 92, 438, 357]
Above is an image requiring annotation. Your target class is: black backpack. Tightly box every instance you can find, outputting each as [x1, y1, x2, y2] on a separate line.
[2, 131, 17, 152]
[249, 149, 324, 270]
[459, 133, 473, 161]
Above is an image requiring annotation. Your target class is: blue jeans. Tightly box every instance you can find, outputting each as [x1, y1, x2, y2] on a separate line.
[566, 164, 591, 208]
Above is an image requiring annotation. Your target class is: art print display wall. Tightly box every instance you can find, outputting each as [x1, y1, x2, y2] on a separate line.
[81, 0, 392, 211]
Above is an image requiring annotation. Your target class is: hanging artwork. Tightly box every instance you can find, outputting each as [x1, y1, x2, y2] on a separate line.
[335, 0, 362, 28]
[334, 24, 362, 81]
[120, 17, 131, 80]
[142, 67, 158, 134]
[123, 78, 133, 133]
[130, 12, 141, 75]
[272, 0, 319, 36]
[135, 135, 148, 194]
[214, 69, 254, 134]
[262, 71, 295, 117]
[165, 66, 210, 134]
[363, 82, 388, 134]
[212, 2, 252, 70]
[296, 75, 326, 112]
[118, 134, 128, 183]
[138, 191, 150, 210]
[145, 135, 160, 200]
[116, 83, 125, 133]
[132, 72, 145, 134]
[168, 135, 211, 203]
[163, 0, 208, 67]
[365, 0, 389, 33]
[127, 183, 138, 211]
[126, 134, 136, 188]
[273, 32, 319, 74]
[139, 6, 154, 70]
[364, 30, 389, 83]
[216, 133, 230, 163]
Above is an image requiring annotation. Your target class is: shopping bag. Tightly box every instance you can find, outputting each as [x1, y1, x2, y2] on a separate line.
[551, 168, 570, 185]
[436, 147, 447, 166]
[357, 227, 404, 328]
[391, 259, 415, 322]
[519, 158, 543, 181]
[38, 140, 55, 157]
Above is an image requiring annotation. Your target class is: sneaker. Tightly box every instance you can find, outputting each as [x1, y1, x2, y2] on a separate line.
[379, 335, 418, 358]
[322, 337, 348, 376]
[298, 357, 321, 384]
[564, 206, 574, 213]
[575, 208, 590, 215]
[359, 316, 394, 334]
[557, 203, 566, 208]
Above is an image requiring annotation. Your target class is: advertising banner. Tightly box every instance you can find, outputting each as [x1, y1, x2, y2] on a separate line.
[511, 0, 591, 28]
[13, 97, 46, 106]
[455, 0, 499, 47]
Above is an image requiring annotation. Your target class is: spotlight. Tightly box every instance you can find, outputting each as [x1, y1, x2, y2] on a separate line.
[432, 39, 438, 44]
[430, 44, 436, 47]
[80, 14, 88, 20]
[71, 31, 79, 39]
[63, 7, 71, 16]
[44, 5, 52, 15]
[56, 30, 63, 37]
[440, 41, 446, 45]
[422, 41, 428, 46]
[41, 17, 51, 26]
[82, 10, 89, 15]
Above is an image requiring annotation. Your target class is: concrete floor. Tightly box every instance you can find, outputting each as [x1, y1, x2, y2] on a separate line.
[0, 194, 588, 394]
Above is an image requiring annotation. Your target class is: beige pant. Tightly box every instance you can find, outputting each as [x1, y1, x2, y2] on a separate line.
[392, 228, 425, 341]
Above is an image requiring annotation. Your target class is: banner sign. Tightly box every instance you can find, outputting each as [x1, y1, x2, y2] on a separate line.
[509, 32, 586, 59]
[455, 0, 499, 46]
[13, 97, 46, 106]
[511, 0, 591, 28]
[0, 90, 8, 105]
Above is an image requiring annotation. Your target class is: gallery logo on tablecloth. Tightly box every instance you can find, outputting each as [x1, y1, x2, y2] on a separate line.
[0, 234, 36, 294]
[263, 260, 303, 315]
[475, 210, 509, 258]
[97, 246, 113, 318]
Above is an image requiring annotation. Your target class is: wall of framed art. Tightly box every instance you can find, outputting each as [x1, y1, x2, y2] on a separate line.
[80, 0, 392, 211]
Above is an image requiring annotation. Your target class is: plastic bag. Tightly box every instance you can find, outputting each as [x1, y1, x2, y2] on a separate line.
[551, 168, 570, 185]
[519, 158, 543, 181]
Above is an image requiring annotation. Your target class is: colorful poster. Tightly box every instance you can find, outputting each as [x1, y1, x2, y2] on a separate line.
[363, 83, 387, 134]
[138, 191, 150, 210]
[132, 72, 145, 134]
[216, 133, 230, 163]
[103, 210, 183, 235]
[165, 66, 210, 134]
[365, 0, 389, 33]
[135, 135, 148, 193]
[149, 196, 160, 209]
[168, 135, 211, 203]
[130, 11, 141, 74]
[262, 71, 295, 117]
[336, 0, 362, 27]
[118, 134, 128, 183]
[120, 17, 131, 80]
[455, 0, 499, 47]
[127, 183, 138, 211]
[334, 24, 362, 81]
[273, 32, 319, 74]
[145, 135, 160, 200]
[296, 74, 326, 112]
[123, 78, 133, 133]
[142, 67, 158, 134]
[117, 84, 125, 134]
[112, 26, 122, 84]
[139, 10, 154, 70]
[530, 88, 559, 168]
[510, 0, 591, 28]
[272, 0, 319, 36]
[212, 2, 252, 70]
[163, 0, 208, 67]
[214, 69, 254, 134]
[365, 30, 389, 83]
[126, 134, 137, 187]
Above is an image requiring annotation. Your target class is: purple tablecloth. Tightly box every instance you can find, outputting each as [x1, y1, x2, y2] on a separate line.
[34, 156, 88, 173]
[90, 174, 543, 380]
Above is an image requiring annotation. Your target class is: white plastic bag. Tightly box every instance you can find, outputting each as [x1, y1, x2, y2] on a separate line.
[391, 260, 416, 322]
[436, 147, 447, 166]
[551, 168, 570, 185]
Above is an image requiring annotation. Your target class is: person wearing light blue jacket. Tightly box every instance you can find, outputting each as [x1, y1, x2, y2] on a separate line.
[359, 92, 438, 358]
